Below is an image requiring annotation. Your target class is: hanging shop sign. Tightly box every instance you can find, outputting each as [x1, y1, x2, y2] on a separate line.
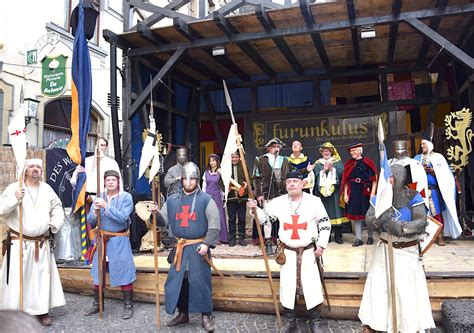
[41, 54, 68, 97]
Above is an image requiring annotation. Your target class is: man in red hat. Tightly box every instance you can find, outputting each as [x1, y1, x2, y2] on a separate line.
[340, 143, 377, 246]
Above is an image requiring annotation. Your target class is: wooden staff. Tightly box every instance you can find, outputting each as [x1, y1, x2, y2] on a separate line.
[151, 177, 161, 330]
[222, 80, 282, 328]
[95, 141, 104, 320]
[386, 233, 397, 333]
[18, 170, 24, 311]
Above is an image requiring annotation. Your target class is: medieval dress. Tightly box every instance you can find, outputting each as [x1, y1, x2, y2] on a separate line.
[359, 193, 435, 332]
[340, 157, 377, 221]
[0, 181, 66, 315]
[256, 192, 331, 309]
[87, 191, 136, 287]
[162, 190, 220, 314]
[414, 152, 461, 238]
[202, 170, 228, 243]
[313, 157, 347, 226]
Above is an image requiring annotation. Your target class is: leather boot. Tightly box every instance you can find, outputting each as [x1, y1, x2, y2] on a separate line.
[361, 324, 375, 333]
[265, 239, 273, 255]
[201, 313, 216, 332]
[166, 312, 189, 326]
[36, 313, 52, 326]
[84, 289, 103, 316]
[334, 233, 343, 244]
[282, 309, 297, 333]
[122, 290, 133, 319]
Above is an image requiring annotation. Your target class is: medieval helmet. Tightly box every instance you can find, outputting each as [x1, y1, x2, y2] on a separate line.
[176, 147, 188, 165]
[181, 162, 200, 181]
[393, 140, 408, 159]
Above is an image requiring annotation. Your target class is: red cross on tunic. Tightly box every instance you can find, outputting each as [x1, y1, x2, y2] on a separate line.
[176, 205, 196, 227]
[283, 214, 307, 240]
[10, 128, 25, 136]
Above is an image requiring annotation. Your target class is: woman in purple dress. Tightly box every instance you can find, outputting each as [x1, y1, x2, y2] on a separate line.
[202, 154, 228, 243]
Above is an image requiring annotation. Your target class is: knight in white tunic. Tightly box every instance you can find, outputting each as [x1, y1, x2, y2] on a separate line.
[249, 171, 331, 333]
[0, 159, 65, 326]
[360, 164, 435, 333]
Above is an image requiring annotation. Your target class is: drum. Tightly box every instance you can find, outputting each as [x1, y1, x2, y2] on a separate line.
[420, 216, 443, 255]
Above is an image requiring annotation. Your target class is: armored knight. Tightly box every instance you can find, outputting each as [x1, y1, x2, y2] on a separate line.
[359, 164, 435, 332]
[388, 140, 428, 208]
[164, 147, 189, 197]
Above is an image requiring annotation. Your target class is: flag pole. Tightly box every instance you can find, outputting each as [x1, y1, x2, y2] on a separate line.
[378, 119, 397, 333]
[18, 170, 24, 311]
[223, 80, 282, 328]
[151, 176, 161, 330]
[96, 138, 104, 320]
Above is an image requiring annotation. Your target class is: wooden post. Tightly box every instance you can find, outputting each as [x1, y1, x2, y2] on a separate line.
[18, 172, 24, 311]
[96, 143, 104, 320]
[386, 233, 397, 333]
[234, 126, 282, 328]
[151, 178, 161, 330]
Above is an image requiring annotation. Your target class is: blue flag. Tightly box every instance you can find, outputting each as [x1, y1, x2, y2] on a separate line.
[66, 0, 92, 213]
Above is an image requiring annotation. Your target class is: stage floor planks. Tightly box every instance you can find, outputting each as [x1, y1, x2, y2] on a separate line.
[132, 234, 474, 275]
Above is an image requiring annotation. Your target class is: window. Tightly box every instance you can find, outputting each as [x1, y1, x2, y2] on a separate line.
[43, 98, 99, 151]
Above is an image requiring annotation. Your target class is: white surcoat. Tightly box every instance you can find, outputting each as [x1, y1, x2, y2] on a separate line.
[258, 193, 331, 310]
[0, 181, 66, 315]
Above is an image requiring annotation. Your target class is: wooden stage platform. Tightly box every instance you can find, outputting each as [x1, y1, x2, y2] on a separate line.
[58, 235, 474, 321]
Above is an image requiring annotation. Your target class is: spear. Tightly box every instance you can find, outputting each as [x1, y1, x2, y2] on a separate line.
[151, 176, 161, 330]
[223, 80, 282, 328]
[377, 118, 397, 333]
[95, 138, 104, 319]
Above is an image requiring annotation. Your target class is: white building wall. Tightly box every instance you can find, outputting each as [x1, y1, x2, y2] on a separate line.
[0, 0, 124, 157]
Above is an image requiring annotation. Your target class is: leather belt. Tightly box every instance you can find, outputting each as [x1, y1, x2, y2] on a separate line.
[9, 228, 49, 262]
[380, 238, 419, 249]
[350, 177, 370, 184]
[282, 242, 315, 295]
[173, 237, 205, 272]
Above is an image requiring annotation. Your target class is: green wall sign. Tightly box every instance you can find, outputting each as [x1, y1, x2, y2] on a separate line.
[41, 54, 67, 97]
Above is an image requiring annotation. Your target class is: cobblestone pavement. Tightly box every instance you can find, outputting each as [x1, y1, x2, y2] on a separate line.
[44, 293, 362, 332]
[44, 293, 445, 333]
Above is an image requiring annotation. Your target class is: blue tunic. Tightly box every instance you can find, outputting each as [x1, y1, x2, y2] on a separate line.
[87, 191, 136, 287]
[413, 155, 444, 216]
[164, 190, 213, 315]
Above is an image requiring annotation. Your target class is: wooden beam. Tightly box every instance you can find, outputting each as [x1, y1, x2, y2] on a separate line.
[299, 0, 331, 70]
[386, 0, 403, 65]
[136, 23, 167, 44]
[173, 17, 197, 41]
[128, 3, 474, 57]
[201, 64, 426, 91]
[457, 15, 474, 49]
[255, 5, 304, 75]
[128, 47, 187, 119]
[405, 18, 474, 71]
[174, 17, 250, 81]
[206, 0, 244, 18]
[127, 0, 196, 23]
[130, 0, 190, 30]
[132, 61, 150, 129]
[181, 55, 222, 83]
[140, 54, 199, 87]
[416, 0, 449, 65]
[213, 11, 276, 78]
[245, 0, 283, 10]
[346, 0, 361, 66]
[203, 48, 251, 81]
